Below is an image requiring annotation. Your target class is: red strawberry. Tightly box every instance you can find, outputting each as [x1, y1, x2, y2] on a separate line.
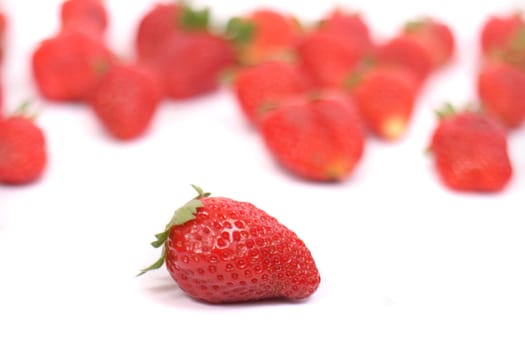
[477, 61, 525, 129]
[295, 30, 368, 88]
[319, 8, 375, 56]
[226, 8, 301, 65]
[135, 2, 210, 63]
[31, 30, 115, 101]
[139, 185, 320, 304]
[429, 105, 513, 192]
[0, 7, 7, 65]
[350, 65, 419, 140]
[232, 60, 309, 126]
[403, 17, 455, 68]
[480, 12, 525, 70]
[0, 112, 47, 185]
[376, 34, 435, 85]
[60, 0, 108, 37]
[88, 62, 162, 140]
[260, 90, 365, 181]
[151, 31, 235, 99]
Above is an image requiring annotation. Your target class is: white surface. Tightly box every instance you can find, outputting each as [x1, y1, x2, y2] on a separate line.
[1, 1, 525, 349]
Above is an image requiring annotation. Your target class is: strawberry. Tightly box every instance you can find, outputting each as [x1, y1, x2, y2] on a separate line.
[376, 34, 435, 85]
[295, 30, 368, 88]
[429, 105, 513, 192]
[260, 90, 365, 181]
[0, 111, 47, 185]
[139, 185, 320, 304]
[0, 7, 6, 65]
[480, 12, 525, 70]
[151, 31, 235, 99]
[350, 65, 419, 140]
[318, 8, 375, 57]
[135, 2, 209, 63]
[403, 17, 455, 68]
[31, 30, 116, 101]
[226, 8, 301, 65]
[88, 62, 162, 140]
[477, 61, 525, 129]
[135, 3, 234, 99]
[232, 60, 309, 126]
[60, 0, 108, 37]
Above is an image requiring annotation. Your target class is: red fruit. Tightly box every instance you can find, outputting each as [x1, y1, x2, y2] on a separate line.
[151, 32, 235, 99]
[139, 185, 320, 304]
[60, 0, 108, 37]
[0, 8, 7, 64]
[403, 17, 455, 68]
[232, 61, 309, 125]
[481, 12, 524, 54]
[350, 65, 419, 140]
[0, 114, 47, 185]
[226, 8, 301, 65]
[429, 106, 513, 192]
[319, 9, 375, 56]
[31, 30, 115, 101]
[260, 91, 365, 181]
[296, 30, 368, 88]
[89, 62, 162, 140]
[377, 34, 434, 85]
[477, 61, 525, 128]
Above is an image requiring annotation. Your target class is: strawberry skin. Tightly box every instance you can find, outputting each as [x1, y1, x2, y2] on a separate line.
[296, 30, 367, 88]
[480, 12, 524, 56]
[477, 61, 525, 129]
[377, 34, 434, 85]
[0, 116, 47, 185]
[232, 61, 309, 126]
[88, 63, 162, 140]
[429, 109, 513, 192]
[260, 91, 365, 181]
[60, 0, 108, 37]
[139, 185, 320, 304]
[403, 17, 455, 68]
[351, 65, 419, 140]
[31, 30, 115, 101]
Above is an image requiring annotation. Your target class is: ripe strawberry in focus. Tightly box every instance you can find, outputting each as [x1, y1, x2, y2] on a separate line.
[477, 61, 525, 129]
[32, 30, 115, 101]
[377, 34, 434, 86]
[232, 61, 309, 126]
[0, 111, 47, 185]
[260, 91, 365, 182]
[139, 185, 320, 304]
[480, 12, 525, 70]
[318, 8, 375, 57]
[350, 65, 419, 140]
[88, 62, 162, 140]
[295, 30, 368, 88]
[226, 8, 301, 65]
[429, 105, 513, 192]
[403, 17, 455, 68]
[60, 0, 108, 37]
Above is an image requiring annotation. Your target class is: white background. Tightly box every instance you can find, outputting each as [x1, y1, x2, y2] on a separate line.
[1, 0, 525, 349]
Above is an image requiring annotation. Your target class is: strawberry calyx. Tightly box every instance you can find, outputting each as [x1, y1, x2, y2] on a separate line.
[137, 185, 211, 276]
[435, 102, 456, 120]
[225, 17, 256, 46]
[179, 3, 210, 31]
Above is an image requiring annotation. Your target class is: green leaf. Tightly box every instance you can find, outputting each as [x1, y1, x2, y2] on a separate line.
[137, 245, 167, 276]
[226, 17, 255, 45]
[435, 102, 456, 120]
[179, 4, 210, 31]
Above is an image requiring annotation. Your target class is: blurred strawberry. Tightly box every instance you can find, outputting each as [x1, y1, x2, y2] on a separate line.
[260, 90, 365, 182]
[349, 64, 419, 140]
[60, 0, 108, 38]
[226, 8, 301, 65]
[403, 17, 455, 68]
[89, 62, 162, 140]
[477, 61, 525, 129]
[32, 30, 116, 101]
[232, 60, 309, 126]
